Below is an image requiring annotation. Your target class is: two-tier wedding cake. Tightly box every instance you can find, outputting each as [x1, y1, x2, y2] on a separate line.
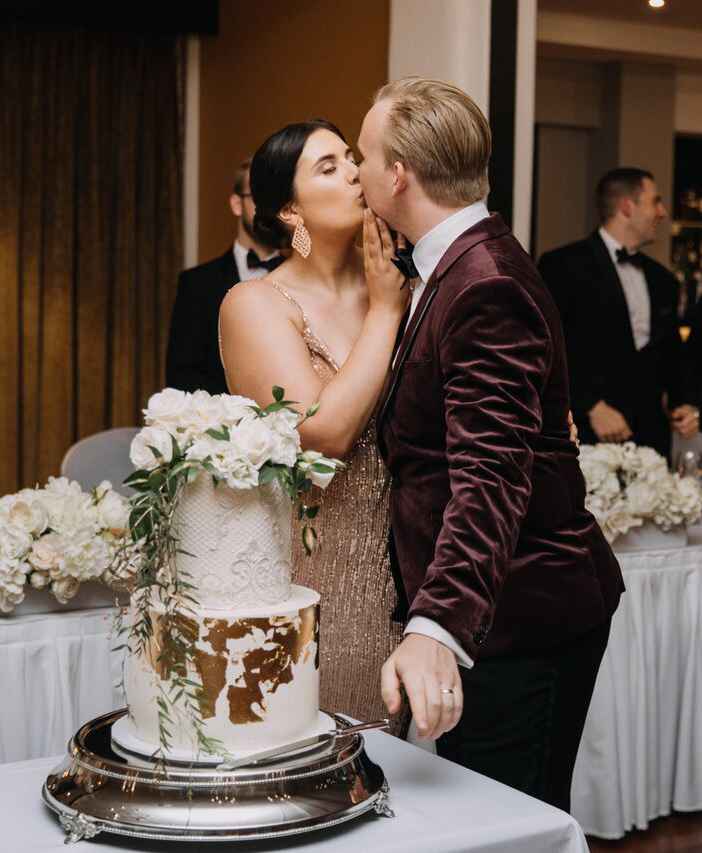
[112, 473, 325, 762]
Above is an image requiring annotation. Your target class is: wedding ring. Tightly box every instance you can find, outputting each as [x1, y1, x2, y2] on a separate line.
[440, 688, 455, 695]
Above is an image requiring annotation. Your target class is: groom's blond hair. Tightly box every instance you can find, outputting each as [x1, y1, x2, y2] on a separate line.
[373, 77, 491, 206]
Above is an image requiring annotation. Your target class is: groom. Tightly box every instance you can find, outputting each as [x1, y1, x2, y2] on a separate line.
[358, 78, 624, 812]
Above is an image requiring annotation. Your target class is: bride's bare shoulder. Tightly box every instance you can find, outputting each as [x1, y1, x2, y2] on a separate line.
[220, 278, 294, 322]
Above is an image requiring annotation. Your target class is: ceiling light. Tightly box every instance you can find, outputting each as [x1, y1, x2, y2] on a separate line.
[648, 0, 665, 8]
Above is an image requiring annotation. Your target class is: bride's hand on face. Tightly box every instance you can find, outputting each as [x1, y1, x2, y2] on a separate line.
[363, 209, 409, 317]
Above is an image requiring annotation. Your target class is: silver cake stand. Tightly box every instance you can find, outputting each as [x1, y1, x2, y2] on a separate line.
[42, 709, 394, 844]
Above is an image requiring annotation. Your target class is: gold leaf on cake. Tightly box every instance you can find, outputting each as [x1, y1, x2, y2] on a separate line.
[146, 604, 320, 724]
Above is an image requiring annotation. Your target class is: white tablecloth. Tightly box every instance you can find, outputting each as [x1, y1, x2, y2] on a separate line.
[0, 608, 122, 763]
[2, 731, 588, 853]
[572, 542, 702, 839]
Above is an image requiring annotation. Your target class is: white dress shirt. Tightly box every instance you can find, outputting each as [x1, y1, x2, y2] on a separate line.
[598, 227, 650, 350]
[399, 200, 490, 668]
[233, 241, 280, 282]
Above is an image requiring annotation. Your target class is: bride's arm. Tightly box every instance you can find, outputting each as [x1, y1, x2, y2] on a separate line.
[219, 215, 407, 459]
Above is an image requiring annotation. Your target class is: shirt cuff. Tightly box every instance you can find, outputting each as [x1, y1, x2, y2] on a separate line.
[404, 616, 475, 669]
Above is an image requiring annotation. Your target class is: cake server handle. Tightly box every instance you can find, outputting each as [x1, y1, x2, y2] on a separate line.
[333, 718, 390, 736]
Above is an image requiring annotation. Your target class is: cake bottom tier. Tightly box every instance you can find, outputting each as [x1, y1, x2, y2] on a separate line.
[117, 585, 322, 761]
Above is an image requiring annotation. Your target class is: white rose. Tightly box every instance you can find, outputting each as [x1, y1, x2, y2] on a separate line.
[29, 571, 50, 590]
[94, 480, 113, 500]
[130, 426, 175, 470]
[298, 450, 338, 490]
[265, 410, 302, 467]
[9, 499, 49, 536]
[52, 577, 80, 604]
[0, 557, 28, 613]
[97, 490, 129, 534]
[0, 524, 33, 561]
[223, 458, 259, 491]
[598, 472, 622, 502]
[185, 435, 221, 463]
[230, 420, 276, 468]
[143, 388, 191, 428]
[180, 390, 227, 437]
[28, 533, 65, 571]
[580, 457, 610, 493]
[219, 394, 258, 426]
[589, 443, 624, 469]
[602, 505, 641, 544]
[624, 480, 658, 517]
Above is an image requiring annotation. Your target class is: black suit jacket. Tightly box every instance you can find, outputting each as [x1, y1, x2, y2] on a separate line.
[166, 249, 239, 394]
[538, 232, 686, 457]
[686, 298, 702, 408]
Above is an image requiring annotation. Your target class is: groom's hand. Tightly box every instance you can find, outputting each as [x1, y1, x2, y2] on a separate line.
[381, 634, 463, 740]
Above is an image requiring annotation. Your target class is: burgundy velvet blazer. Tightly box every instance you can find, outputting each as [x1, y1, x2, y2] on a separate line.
[377, 214, 624, 661]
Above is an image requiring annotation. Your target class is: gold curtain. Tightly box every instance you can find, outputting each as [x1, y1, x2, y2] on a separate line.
[0, 29, 184, 495]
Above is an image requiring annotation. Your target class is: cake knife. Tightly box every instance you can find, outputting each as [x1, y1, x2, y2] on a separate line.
[217, 718, 390, 771]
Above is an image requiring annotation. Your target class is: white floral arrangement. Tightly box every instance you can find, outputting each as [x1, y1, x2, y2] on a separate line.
[130, 386, 338, 493]
[0, 477, 129, 614]
[580, 442, 702, 544]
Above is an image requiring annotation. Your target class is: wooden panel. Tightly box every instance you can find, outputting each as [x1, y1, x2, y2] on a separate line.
[197, 0, 390, 263]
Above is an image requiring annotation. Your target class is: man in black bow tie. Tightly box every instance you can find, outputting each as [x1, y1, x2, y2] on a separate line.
[539, 167, 699, 457]
[166, 158, 283, 394]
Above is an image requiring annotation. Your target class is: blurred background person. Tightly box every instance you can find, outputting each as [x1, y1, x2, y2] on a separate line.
[539, 167, 699, 458]
[165, 157, 283, 394]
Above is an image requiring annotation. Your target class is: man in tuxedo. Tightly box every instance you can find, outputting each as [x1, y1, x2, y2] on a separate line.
[358, 77, 623, 813]
[538, 168, 699, 457]
[166, 158, 283, 394]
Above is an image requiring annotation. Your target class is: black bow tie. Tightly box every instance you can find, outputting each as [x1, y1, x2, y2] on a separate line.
[616, 247, 644, 269]
[247, 249, 283, 272]
[391, 245, 419, 281]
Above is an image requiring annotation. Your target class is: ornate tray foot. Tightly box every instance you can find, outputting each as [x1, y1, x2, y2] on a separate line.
[59, 813, 102, 844]
[374, 782, 395, 818]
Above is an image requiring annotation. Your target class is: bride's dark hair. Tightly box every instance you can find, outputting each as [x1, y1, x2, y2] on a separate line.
[250, 119, 347, 249]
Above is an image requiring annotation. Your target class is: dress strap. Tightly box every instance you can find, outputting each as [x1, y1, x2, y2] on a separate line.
[268, 280, 310, 326]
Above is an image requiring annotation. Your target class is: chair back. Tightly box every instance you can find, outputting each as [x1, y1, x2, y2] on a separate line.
[60, 427, 139, 496]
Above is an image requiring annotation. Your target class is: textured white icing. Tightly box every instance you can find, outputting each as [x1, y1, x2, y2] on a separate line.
[173, 474, 292, 608]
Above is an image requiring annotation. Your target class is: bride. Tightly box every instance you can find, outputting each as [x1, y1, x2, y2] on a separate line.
[218, 119, 410, 730]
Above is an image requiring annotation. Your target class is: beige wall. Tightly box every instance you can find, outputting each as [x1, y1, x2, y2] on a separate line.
[535, 57, 682, 265]
[197, 0, 390, 263]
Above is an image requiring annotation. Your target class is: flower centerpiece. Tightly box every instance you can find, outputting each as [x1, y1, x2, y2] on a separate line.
[0, 478, 129, 614]
[110, 386, 344, 758]
[579, 442, 702, 544]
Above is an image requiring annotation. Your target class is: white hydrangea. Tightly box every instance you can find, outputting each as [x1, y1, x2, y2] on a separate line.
[580, 442, 702, 544]
[0, 558, 30, 612]
[0, 477, 129, 613]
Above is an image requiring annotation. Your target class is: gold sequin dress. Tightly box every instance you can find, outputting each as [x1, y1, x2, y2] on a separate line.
[220, 281, 407, 733]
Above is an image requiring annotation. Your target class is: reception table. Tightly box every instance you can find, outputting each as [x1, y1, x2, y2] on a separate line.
[571, 528, 702, 839]
[0, 606, 121, 763]
[1, 729, 589, 853]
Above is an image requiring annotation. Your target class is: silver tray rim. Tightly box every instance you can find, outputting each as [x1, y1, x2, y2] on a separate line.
[41, 782, 389, 843]
[42, 709, 394, 843]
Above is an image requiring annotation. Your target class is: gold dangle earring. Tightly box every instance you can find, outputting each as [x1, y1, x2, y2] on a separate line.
[292, 219, 312, 258]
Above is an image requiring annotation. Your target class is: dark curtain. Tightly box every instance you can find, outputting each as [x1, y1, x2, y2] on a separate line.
[0, 29, 184, 494]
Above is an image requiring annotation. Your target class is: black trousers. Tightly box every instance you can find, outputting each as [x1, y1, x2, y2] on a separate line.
[437, 619, 611, 813]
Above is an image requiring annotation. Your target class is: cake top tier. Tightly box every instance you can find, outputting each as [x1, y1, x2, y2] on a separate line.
[173, 474, 293, 609]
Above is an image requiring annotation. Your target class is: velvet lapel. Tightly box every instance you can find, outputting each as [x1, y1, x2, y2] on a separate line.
[588, 233, 636, 351]
[376, 279, 439, 426]
[376, 213, 510, 428]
